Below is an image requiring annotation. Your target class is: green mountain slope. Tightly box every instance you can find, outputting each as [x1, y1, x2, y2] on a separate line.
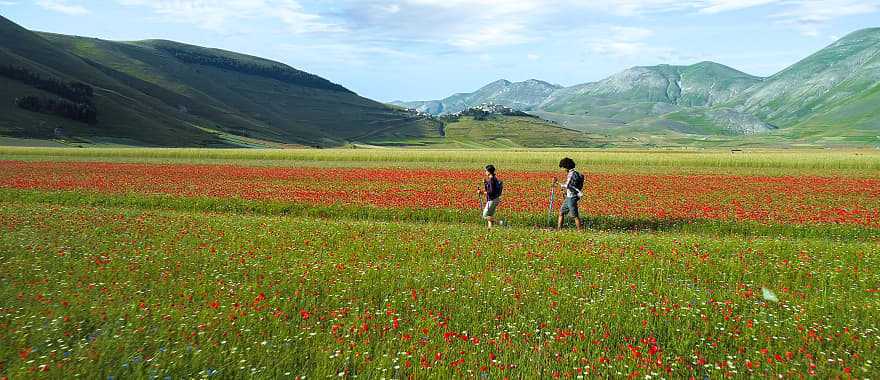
[393, 79, 562, 115]
[730, 28, 880, 143]
[366, 114, 604, 148]
[541, 62, 762, 117]
[0, 16, 222, 146]
[397, 29, 880, 146]
[0, 15, 439, 147]
[441, 115, 599, 147]
[400, 62, 771, 137]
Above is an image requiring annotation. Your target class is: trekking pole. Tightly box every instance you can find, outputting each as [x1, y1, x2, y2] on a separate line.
[477, 187, 485, 216]
[546, 178, 557, 227]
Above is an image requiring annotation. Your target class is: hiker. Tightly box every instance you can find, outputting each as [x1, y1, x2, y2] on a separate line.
[556, 157, 584, 231]
[477, 164, 503, 228]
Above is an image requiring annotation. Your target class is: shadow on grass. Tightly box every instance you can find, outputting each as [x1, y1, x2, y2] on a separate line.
[583, 216, 692, 233]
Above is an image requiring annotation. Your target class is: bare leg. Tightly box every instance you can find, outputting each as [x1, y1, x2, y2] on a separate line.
[557, 214, 564, 230]
[574, 217, 583, 231]
[487, 216, 495, 228]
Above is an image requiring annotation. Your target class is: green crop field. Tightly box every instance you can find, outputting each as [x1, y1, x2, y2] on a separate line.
[1, 148, 878, 379]
[2, 146, 879, 174]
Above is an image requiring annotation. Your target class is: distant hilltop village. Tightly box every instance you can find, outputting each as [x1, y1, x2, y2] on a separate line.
[404, 103, 536, 121]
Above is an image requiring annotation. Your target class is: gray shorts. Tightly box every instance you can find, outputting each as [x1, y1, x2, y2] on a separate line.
[560, 196, 580, 218]
[483, 198, 501, 218]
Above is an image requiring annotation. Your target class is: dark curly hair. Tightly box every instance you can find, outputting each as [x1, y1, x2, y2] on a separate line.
[485, 164, 496, 175]
[558, 157, 576, 170]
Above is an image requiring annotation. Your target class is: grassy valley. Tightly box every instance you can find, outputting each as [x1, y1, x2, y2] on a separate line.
[1, 11, 878, 149]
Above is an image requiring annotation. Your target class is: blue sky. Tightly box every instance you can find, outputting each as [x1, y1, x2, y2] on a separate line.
[3, 0, 879, 101]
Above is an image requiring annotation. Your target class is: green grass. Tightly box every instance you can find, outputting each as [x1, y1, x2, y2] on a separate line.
[4, 189, 877, 241]
[370, 116, 603, 148]
[0, 136, 67, 147]
[0, 148, 878, 378]
[661, 110, 730, 136]
[1, 199, 877, 378]
[364, 115, 607, 149]
[2, 146, 879, 176]
[442, 116, 599, 148]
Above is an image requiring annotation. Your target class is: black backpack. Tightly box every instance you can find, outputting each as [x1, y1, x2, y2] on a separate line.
[570, 171, 584, 191]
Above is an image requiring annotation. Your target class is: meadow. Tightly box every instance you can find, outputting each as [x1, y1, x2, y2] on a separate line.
[3, 147, 880, 174]
[0, 148, 878, 379]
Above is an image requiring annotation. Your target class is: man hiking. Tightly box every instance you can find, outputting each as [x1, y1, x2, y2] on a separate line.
[556, 157, 584, 231]
[477, 164, 503, 228]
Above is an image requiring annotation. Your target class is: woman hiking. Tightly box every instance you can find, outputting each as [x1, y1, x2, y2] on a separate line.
[477, 164, 503, 228]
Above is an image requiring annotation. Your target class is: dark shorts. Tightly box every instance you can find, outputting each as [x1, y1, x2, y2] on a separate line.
[560, 196, 580, 218]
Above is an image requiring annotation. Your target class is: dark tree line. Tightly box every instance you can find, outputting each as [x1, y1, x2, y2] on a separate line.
[154, 46, 353, 94]
[15, 96, 97, 124]
[1, 65, 98, 124]
[0, 65, 95, 103]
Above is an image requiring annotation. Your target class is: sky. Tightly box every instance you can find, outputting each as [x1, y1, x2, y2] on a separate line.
[3, 1, 880, 102]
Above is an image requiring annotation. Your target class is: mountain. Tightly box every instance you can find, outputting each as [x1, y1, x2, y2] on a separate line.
[398, 62, 768, 136]
[3, 11, 878, 148]
[397, 29, 880, 146]
[730, 28, 880, 143]
[393, 79, 562, 115]
[541, 62, 762, 118]
[0, 15, 439, 147]
[0, 15, 216, 146]
[651, 28, 880, 143]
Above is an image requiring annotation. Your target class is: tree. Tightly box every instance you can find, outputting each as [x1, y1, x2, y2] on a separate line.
[15, 96, 97, 124]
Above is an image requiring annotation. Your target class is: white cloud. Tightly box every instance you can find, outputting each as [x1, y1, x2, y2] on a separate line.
[116, 0, 342, 33]
[609, 26, 655, 41]
[449, 23, 535, 49]
[332, 0, 878, 54]
[407, 0, 544, 49]
[590, 40, 648, 57]
[380, 4, 401, 13]
[771, 0, 880, 36]
[113, 0, 880, 55]
[588, 26, 662, 58]
[527, 53, 541, 60]
[699, 0, 778, 14]
[569, 0, 777, 15]
[572, 0, 878, 24]
[280, 42, 421, 66]
[36, 0, 89, 15]
[117, 0, 878, 53]
[572, 0, 692, 16]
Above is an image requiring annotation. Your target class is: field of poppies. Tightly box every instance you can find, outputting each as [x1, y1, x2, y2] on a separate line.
[0, 148, 878, 379]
